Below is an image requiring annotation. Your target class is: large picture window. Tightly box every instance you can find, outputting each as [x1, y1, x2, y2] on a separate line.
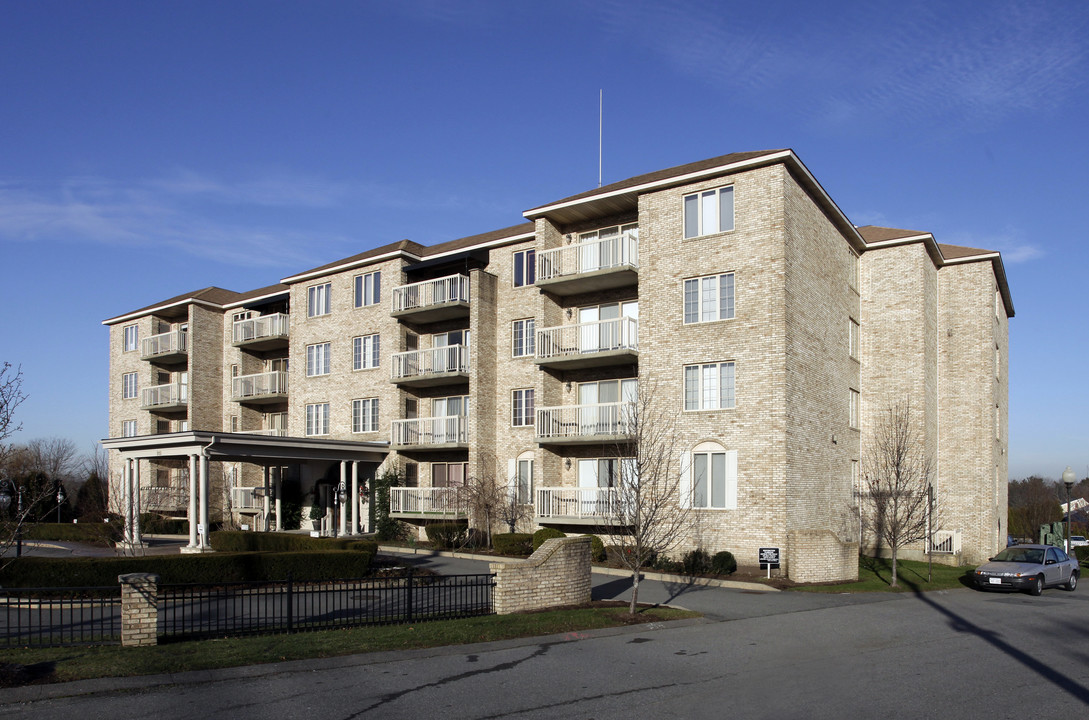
[305, 403, 330, 436]
[353, 334, 380, 370]
[306, 342, 331, 376]
[123, 325, 138, 352]
[354, 271, 380, 308]
[683, 444, 737, 509]
[683, 362, 736, 411]
[684, 273, 735, 324]
[307, 283, 331, 317]
[683, 186, 734, 239]
[352, 398, 379, 433]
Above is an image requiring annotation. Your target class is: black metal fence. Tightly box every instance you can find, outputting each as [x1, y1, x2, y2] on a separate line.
[160, 572, 495, 641]
[0, 587, 121, 648]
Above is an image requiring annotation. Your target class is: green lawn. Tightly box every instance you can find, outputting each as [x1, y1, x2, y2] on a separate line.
[791, 556, 976, 593]
[0, 604, 698, 687]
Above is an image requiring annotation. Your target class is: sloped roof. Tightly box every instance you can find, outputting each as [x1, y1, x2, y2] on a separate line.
[103, 286, 243, 325]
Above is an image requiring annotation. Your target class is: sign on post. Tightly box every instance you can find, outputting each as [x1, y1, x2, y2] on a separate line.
[759, 547, 780, 579]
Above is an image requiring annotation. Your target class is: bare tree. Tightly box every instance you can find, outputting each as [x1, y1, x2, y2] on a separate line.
[0, 363, 27, 467]
[861, 400, 936, 587]
[25, 437, 79, 483]
[82, 442, 109, 482]
[595, 381, 692, 615]
[1007, 475, 1060, 540]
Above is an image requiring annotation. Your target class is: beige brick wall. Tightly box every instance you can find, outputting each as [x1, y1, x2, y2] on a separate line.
[491, 536, 592, 614]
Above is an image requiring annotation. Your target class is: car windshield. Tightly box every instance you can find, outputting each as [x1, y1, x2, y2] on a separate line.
[993, 548, 1043, 564]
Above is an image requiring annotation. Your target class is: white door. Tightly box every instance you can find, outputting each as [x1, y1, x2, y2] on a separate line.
[578, 306, 599, 353]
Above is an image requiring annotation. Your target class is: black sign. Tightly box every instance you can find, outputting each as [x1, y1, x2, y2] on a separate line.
[759, 547, 780, 568]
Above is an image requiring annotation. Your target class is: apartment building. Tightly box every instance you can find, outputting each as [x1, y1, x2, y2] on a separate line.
[102, 149, 1012, 581]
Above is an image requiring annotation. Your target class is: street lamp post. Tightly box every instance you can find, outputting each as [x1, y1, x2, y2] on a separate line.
[56, 485, 65, 524]
[1062, 466, 1076, 554]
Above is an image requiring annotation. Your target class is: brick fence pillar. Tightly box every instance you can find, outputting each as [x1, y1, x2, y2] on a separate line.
[118, 572, 160, 647]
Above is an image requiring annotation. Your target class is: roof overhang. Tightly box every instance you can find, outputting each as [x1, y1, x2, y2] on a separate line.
[101, 431, 389, 463]
[103, 298, 225, 326]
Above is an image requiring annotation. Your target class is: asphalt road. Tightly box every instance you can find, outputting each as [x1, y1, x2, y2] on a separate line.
[3, 552, 1087, 719]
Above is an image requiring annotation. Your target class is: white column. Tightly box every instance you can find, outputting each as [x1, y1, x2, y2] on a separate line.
[122, 458, 133, 545]
[274, 466, 283, 532]
[262, 466, 271, 532]
[339, 461, 348, 537]
[187, 455, 199, 547]
[198, 454, 210, 549]
[350, 462, 359, 535]
[132, 460, 142, 546]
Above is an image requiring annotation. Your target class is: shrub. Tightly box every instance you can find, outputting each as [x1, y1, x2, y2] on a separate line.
[24, 522, 123, 544]
[652, 555, 683, 573]
[425, 522, 468, 549]
[682, 549, 711, 575]
[208, 531, 376, 554]
[605, 545, 656, 569]
[139, 514, 190, 534]
[493, 533, 533, 556]
[586, 534, 606, 562]
[711, 550, 738, 575]
[532, 527, 566, 551]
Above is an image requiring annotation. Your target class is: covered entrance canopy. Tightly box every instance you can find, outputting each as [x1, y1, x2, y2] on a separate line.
[101, 431, 389, 551]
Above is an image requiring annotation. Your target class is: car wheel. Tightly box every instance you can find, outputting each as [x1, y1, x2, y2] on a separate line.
[1028, 575, 1044, 596]
[1065, 572, 1078, 592]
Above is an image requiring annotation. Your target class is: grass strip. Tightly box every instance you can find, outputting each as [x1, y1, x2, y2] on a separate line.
[791, 556, 975, 593]
[0, 604, 697, 686]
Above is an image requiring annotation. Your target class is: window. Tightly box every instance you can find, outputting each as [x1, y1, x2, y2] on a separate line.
[307, 283, 331, 317]
[512, 318, 535, 357]
[849, 250, 860, 292]
[123, 325, 138, 352]
[306, 342, 331, 376]
[352, 398, 379, 433]
[405, 462, 418, 487]
[513, 249, 535, 287]
[432, 462, 468, 487]
[305, 403, 330, 436]
[849, 389, 860, 429]
[996, 404, 1001, 440]
[354, 271, 381, 308]
[122, 372, 138, 399]
[353, 334, 380, 370]
[512, 388, 535, 427]
[510, 453, 534, 505]
[995, 290, 1001, 319]
[995, 345, 1000, 379]
[851, 460, 861, 505]
[684, 443, 737, 509]
[229, 415, 239, 433]
[850, 318, 860, 359]
[122, 420, 137, 438]
[432, 395, 469, 417]
[684, 273, 735, 323]
[684, 362, 736, 411]
[233, 311, 252, 322]
[683, 186, 734, 239]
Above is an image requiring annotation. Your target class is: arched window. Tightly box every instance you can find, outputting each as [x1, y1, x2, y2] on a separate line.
[508, 451, 535, 505]
[680, 442, 737, 509]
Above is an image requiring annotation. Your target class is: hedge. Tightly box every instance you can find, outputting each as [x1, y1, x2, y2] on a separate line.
[532, 527, 566, 551]
[24, 522, 123, 544]
[492, 533, 533, 556]
[425, 522, 468, 549]
[0, 549, 376, 588]
[209, 530, 377, 554]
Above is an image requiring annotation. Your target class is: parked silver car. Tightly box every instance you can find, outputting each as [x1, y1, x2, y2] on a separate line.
[972, 544, 1079, 595]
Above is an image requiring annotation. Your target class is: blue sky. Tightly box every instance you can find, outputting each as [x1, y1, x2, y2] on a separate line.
[0, 1, 1086, 480]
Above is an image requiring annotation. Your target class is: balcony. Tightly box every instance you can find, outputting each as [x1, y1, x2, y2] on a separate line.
[234, 428, 288, 437]
[535, 317, 638, 370]
[232, 371, 289, 405]
[141, 383, 187, 412]
[535, 487, 628, 526]
[391, 274, 470, 323]
[139, 484, 188, 512]
[232, 313, 290, 351]
[231, 486, 269, 514]
[535, 402, 632, 445]
[390, 416, 468, 450]
[141, 330, 188, 364]
[391, 345, 469, 387]
[536, 233, 639, 295]
[389, 487, 469, 519]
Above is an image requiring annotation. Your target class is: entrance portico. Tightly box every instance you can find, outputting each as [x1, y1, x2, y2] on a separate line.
[101, 431, 388, 551]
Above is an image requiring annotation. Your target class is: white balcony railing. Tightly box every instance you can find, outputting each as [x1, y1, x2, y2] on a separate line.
[233, 313, 290, 344]
[391, 345, 469, 382]
[536, 402, 633, 440]
[535, 487, 624, 521]
[391, 274, 469, 314]
[230, 486, 268, 511]
[929, 529, 962, 555]
[232, 371, 289, 400]
[141, 329, 188, 358]
[231, 428, 288, 437]
[536, 317, 638, 360]
[390, 416, 468, 447]
[389, 487, 469, 516]
[536, 232, 639, 282]
[141, 382, 187, 408]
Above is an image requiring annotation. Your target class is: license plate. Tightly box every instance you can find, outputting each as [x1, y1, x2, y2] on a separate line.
[988, 577, 1002, 585]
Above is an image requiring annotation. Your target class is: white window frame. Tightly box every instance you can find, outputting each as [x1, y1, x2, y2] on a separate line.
[683, 185, 734, 239]
[508, 452, 535, 505]
[849, 318, 860, 359]
[306, 342, 331, 377]
[354, 271, 381, 308]
[849, 249, 860, 293]
[122, 372, 138, 399]
[432, 462, 468, 487]
[683, 362, 736, 411]
[121, 420, 137, 438]
[512, 318, 535, 358]
[307, 282, 331, 318]
[305, 403, 330, 436]
[849, 389, 860, 429]
[683, 272, 735, 324]
[123, 325, 138, 352]
[681, 443, 737, 510]
[352, 398, 379, 433]
[353, 334, 380, 371]
[513, 249, 536, 287]
[512, 388, 535, 427]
